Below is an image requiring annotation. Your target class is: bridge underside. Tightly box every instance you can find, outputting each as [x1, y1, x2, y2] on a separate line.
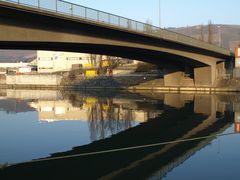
[0, 41, 220, 86]
[0, 2, 233, 86]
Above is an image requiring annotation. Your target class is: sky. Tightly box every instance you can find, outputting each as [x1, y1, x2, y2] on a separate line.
[65, 0, 240, 28]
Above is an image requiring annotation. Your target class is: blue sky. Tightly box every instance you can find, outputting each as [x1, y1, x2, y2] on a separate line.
[66, 0, 240, 27]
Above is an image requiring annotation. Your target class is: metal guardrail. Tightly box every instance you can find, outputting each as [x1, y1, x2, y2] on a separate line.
[0, 0, 231, 56]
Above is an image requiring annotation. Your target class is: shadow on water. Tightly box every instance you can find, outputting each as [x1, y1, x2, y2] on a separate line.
[0, 90, 237, 179]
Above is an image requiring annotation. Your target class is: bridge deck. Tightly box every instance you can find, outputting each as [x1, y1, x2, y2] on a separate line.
[0, 0, 232, 57]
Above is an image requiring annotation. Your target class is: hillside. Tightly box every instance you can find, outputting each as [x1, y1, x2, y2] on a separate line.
[169, 24, 240, 51]
[0, 50, 36, 62]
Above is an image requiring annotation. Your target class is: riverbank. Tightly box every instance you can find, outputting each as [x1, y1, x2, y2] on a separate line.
[2, 74, 240, 92]
[1, 84, 240, 93]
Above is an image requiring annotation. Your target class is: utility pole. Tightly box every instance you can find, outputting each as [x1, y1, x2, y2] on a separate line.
[208, 20, 213, 44]
[199, 25, 204, 41]
[159, 0, 161, 28]
[217, 25, 221, 47]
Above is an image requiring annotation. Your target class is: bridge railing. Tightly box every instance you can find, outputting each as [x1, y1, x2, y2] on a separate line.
[1, 0, 230, 55]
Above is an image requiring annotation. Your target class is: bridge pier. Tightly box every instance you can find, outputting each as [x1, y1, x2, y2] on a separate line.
[194, 64, 216, 87]
[163, 65, 218, 87]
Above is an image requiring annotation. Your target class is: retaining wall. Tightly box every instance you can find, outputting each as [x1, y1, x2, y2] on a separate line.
[6, 74, 62, 85]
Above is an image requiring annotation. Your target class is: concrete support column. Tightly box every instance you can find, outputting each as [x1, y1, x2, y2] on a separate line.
[211, 63, 216, 86]
[216, 62, 226, 79]
[194, 64, 216, 87]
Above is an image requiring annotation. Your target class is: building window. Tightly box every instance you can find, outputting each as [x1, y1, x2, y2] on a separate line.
[67, 57, 82, 60]
[38, 57, 52, 61]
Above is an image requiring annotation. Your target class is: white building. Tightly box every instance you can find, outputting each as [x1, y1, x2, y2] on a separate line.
[37, 50, 92, 73]
[0, 62, 31, 74]
[0, 62, 29, 68]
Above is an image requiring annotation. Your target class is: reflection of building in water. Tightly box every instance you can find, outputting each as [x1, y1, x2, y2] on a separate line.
[30, 100, 88, 122]
[6, 89, 62, 100]
[29, 99, 160, 123]
[29, 98, 161, 141]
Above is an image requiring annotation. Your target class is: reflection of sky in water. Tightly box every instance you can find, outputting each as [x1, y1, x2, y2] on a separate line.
[162, 125, 239, 180]
[0, 111, 91, 164]
[0, 98, 141, 164]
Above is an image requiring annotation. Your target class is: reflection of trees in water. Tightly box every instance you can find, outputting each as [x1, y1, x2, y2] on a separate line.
[88, 99, 136, 142]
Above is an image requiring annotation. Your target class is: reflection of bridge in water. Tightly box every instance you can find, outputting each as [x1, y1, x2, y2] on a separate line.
[0, 89, 237, 179]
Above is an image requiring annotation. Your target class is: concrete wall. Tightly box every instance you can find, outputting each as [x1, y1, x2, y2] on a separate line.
[136, 78, 164, 87]
[180, 78, 194, 87]
[164, 72, 183, 86]
[6, 74, 62, 85]
[216, 62, 227, 79]
[164, 72, 194, 87]
[194, 66, 212, 87]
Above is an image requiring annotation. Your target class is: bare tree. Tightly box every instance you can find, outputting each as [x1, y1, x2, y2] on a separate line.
[208, 20, 213, 44]
[90, 54, 96, 66]
[96, 54, 102, 73]
[199, 25, 204, 41]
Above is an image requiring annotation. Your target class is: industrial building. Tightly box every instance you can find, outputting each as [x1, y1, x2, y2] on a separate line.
[0, 62, 31, 74]
[37, 50, 92, 73]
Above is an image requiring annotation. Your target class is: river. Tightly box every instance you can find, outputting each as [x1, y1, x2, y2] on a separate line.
[0, 89, 239, 179]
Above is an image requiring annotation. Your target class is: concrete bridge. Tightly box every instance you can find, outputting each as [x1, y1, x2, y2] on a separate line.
[0, 0, 234, 86]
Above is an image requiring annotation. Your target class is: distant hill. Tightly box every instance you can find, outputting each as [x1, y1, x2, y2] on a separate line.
[169, 24, 240, 51]
[0, 50, 36, 63]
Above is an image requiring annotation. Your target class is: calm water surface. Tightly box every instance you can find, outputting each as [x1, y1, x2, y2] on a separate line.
[0, 89, 240, 179]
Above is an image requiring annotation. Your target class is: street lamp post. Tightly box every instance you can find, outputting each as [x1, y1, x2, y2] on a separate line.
[159, 0, 161, 28]
[217, 25, 221, 47]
